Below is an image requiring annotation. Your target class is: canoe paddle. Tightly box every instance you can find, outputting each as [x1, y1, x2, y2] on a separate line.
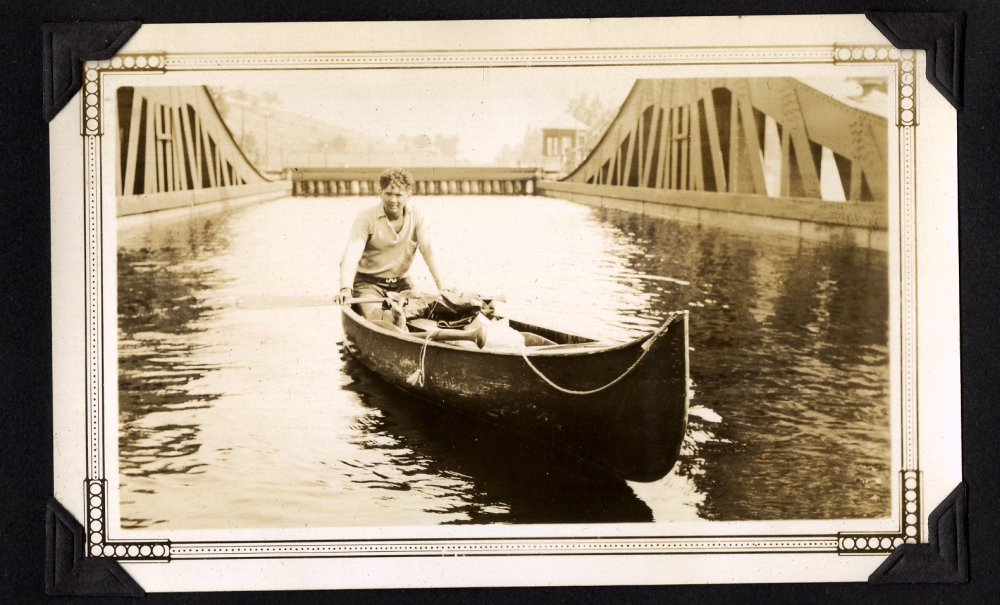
[608, 273, 691, 286]
[235, 293, 506, 310]
[235, 295, 388, 310]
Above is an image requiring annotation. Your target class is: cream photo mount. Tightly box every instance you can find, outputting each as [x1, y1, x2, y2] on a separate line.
[49, 17, 960, 591]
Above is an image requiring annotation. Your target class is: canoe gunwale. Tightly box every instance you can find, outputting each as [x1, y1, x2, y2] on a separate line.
[341, 306, 677, 358]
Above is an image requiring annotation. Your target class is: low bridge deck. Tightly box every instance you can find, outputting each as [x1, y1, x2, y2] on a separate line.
[288, 167, 540, 196]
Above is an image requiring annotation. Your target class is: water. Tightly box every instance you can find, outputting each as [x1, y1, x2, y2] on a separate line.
[117, 195, 890, 529]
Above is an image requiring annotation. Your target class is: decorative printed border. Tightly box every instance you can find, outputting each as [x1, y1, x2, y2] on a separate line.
[834, 46, 918, 126]
[79, 45, 919, 562]
[84, 480, 169, 560]
[164, 47, 836, 71]
[169, 536, 838, 559]
[830, 45, 922, 554]
[839, 471, 922, 554]
[82, 54, 170, 561]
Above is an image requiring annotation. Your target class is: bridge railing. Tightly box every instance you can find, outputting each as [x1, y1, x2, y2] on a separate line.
[287, 167, 541, 197]
[563, 78, 887, 204]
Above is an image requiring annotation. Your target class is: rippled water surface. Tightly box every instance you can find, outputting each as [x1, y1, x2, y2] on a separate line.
[118, 195, 890, 529]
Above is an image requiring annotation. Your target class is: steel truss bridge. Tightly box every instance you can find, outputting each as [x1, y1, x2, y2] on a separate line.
[563, 77, 887, 204]
[113, 80, 886, 239]
[114, 86, 289, 218]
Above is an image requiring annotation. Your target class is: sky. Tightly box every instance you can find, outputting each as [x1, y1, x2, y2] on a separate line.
[230, 67, 638, 163]
[226, 68, 886, 164]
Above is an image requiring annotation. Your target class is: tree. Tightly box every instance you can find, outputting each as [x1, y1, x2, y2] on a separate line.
[567, 93, 607, 127]
[241, 132, 262, 167]
[206, 86, 231, 119]
[519, 126, 543, 165]
[433, 134, 459, 158]
[567, 92, 618, 147]
[262, 91, 282, 110]
[496, 143, 513, 166]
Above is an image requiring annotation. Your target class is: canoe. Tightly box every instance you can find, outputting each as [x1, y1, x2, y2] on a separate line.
[341, 307, 689, 482]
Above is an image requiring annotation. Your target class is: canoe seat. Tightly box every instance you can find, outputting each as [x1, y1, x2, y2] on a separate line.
[522, 332, 557, 347]
[372, 319, 407, 333]
[507, 318, 598, 346]
[406, 318, 440, 332]
[529, 342, 613, 351]
[407, 318, 558, 347]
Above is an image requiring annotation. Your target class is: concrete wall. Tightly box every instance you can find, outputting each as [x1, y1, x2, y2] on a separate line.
[537, 181, 888, 252]
[117, 181, 291, 217]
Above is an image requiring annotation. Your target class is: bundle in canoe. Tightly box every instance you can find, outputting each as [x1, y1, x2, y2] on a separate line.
[341, 306, 690, 483]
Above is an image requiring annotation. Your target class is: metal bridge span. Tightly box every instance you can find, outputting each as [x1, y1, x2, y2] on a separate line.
[115, 86, 290, 221]
[285, 78, 886, 247]
[537, 77, 888, 249]
[116, 81, 887, 248]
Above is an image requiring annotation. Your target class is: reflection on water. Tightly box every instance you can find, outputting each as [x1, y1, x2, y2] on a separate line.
[339, 351, 653, 524]
[118, 195, 890, 529]
[596, 210, 890, 520]
[118, 218, 231, 527]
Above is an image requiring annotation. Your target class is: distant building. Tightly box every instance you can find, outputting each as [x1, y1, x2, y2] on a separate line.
[541, 114, 590, 179]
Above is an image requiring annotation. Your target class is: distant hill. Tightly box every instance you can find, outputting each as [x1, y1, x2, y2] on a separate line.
[208, 88, 466, 173]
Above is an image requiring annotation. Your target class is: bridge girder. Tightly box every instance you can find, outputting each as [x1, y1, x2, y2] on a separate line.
[116, 86, 270, 198]
[565, 78, 888, 204]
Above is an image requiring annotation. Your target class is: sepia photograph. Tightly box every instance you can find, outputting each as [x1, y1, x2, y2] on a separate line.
[115, 72, 890, 529]
[47, 16, 961, 590]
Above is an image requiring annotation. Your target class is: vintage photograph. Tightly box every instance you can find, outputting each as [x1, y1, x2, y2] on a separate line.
[115, 69, 890, 529]
[47, 16, 961, 589]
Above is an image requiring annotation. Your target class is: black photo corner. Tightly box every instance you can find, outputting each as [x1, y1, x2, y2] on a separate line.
[3, 0, 997, 603]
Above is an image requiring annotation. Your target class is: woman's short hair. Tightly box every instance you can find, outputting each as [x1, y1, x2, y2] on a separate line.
[378, 168, 416, 193]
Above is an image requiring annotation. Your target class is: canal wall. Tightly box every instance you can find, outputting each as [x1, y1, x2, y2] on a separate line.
[536, 181, 888, 252]
[117, 181, 292, 249]
[118, 181, 291, 217]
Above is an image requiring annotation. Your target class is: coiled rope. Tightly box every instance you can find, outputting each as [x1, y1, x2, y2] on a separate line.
[520, 312, 682, 396]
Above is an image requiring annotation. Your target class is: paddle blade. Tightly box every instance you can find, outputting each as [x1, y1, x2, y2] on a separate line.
[235, 295, 337, 310]
[609, 273, 691, 286]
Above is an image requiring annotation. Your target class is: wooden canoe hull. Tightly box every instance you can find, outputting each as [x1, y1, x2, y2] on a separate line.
[341, 309, 689, 482]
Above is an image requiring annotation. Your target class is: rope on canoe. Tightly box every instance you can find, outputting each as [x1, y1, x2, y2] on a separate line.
[407, 332, 435, 387]
[520, 312, 682, 396]
[407, 311, 683, 394]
